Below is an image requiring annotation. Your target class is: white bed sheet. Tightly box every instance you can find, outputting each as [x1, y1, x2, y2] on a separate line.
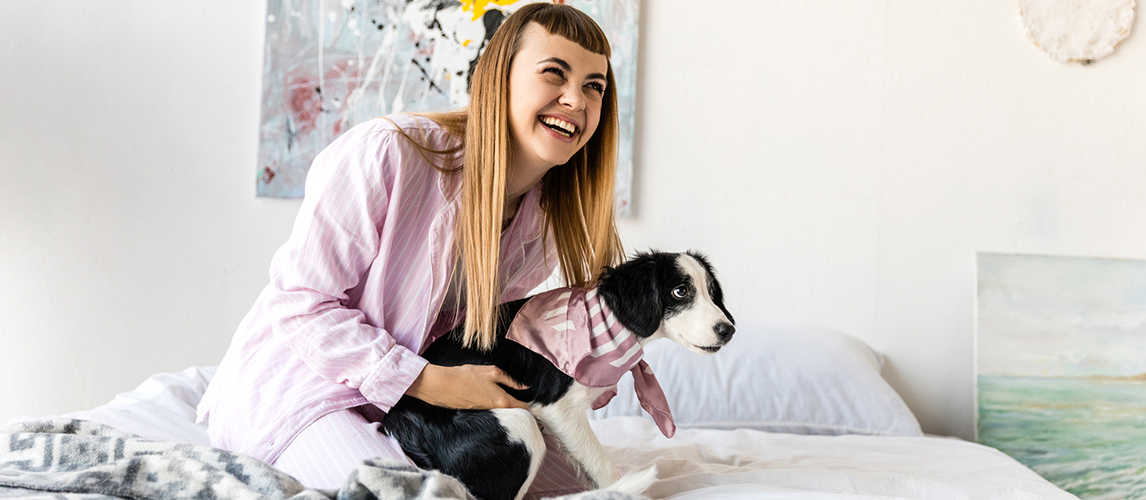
[9, 366, 217, 447]
[8, 367, 1079, 500]
[592, 417, 1076, 500]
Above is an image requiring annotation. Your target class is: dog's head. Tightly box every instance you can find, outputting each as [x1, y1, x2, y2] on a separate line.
[597, 251, 735, 355]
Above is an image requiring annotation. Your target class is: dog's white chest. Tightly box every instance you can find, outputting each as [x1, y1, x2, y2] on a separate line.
[529, 383, 620, 489]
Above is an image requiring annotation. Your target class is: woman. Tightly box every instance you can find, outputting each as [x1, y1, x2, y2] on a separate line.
[197, 3, 624, 493]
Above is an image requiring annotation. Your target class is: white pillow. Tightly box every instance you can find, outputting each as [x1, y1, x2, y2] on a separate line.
[590, 325, 923, 436]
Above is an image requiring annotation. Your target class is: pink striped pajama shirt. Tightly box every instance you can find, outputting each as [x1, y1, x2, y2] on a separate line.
[196, 115, 568, 490]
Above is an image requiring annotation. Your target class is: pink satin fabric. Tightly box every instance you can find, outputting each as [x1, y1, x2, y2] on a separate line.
[505, 287, 677, 438]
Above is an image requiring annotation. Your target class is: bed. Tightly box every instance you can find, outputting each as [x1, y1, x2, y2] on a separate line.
[1, 325, 1078, 500]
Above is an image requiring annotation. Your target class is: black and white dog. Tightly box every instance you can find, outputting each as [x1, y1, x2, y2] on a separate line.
[383, 251, 735, 500]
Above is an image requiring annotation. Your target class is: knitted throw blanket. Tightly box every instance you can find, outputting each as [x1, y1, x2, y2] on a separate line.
[0, 418, 648, 500]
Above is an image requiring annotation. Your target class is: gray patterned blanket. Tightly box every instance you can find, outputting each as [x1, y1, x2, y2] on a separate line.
[0, 419, 643, 500]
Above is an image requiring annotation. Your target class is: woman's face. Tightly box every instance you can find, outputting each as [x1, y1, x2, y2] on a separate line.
[507, 23, 609, 179]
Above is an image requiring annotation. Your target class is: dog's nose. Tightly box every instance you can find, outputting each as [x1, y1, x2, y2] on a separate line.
[714, 322, 735, 342]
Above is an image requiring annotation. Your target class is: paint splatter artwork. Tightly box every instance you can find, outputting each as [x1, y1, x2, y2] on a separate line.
[256, 0, 639, 215]
[976, 253, 1146, 499]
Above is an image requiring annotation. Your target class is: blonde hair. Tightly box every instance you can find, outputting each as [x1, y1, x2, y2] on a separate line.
[399, 3, 623, 351]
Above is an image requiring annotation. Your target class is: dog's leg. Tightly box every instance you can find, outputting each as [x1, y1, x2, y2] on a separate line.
[491, 408, 547, 500]
[531, 385, 620, 488]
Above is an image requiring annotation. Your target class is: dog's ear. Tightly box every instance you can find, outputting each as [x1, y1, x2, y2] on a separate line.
[598, 258, 663, 338]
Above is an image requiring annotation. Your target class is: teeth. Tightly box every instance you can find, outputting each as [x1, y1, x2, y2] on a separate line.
[541, 116, 576, 137]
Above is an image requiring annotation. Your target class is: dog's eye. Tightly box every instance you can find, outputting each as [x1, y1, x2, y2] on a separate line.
[671, 286, 689, 299]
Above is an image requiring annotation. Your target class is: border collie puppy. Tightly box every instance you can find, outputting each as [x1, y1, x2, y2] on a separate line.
[383, 251, 735, 500]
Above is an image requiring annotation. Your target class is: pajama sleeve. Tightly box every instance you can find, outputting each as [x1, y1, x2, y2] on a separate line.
[265, 125, 428, 413]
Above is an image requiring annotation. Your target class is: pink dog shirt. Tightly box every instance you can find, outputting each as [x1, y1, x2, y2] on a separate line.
[505, 287, 676, 438]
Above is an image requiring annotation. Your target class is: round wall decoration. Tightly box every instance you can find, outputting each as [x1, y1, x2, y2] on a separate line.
[1019, 0, 1136, 63]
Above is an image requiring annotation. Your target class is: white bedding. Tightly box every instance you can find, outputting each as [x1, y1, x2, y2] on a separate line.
[595, 417, 1075, 500]
[8, 365, 1078, 500]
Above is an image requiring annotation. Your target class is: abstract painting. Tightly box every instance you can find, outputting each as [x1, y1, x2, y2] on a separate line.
[256, 0, 639, 216]
[977, 252, 1146, 499]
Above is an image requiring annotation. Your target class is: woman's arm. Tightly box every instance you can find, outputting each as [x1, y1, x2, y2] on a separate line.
[266, 123, 426, 413]
[266, 120, 529, 413]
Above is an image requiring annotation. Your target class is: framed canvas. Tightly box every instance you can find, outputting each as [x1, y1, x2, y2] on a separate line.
[976, 252, 1146, 498]
[255, 0, 639, 216]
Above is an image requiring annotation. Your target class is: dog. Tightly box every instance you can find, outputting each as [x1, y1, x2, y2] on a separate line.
[382, 251, 735, 500]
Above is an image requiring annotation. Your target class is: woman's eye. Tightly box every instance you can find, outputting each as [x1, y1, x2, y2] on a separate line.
[542, 67, 565, 79]
[671, 286, 689, 299]
[586, 82, 605, 94]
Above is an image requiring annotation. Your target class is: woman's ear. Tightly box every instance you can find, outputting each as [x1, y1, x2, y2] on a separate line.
[598, 258, 662, 338]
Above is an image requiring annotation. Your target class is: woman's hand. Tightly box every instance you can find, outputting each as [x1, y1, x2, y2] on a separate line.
[406, 364, 530, 410]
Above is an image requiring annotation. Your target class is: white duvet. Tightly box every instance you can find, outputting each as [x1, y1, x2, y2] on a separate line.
[10, 366, 1078, 500]
[593, 417, 1076, 499]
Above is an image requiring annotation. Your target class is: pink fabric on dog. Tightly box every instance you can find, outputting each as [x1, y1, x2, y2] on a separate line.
[505, 287, 676, 438]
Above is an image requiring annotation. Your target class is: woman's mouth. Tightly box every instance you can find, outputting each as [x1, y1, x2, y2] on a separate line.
[540, 116, 577, 138]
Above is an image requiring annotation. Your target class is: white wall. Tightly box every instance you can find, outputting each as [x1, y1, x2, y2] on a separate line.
[0, 2, 292, 420]
[2, 1, 1144, 440]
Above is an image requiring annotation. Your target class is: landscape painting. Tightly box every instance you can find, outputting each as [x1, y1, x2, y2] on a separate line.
[977, 252, 1146, 499]
[256, 0, 639, 215]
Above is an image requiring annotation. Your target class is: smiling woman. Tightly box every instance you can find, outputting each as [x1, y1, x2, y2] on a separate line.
[507, 25, 608, 180]
[196, 3, 627, 495]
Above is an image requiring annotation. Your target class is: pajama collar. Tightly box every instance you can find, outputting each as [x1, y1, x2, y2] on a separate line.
[505, 287, 676, 438]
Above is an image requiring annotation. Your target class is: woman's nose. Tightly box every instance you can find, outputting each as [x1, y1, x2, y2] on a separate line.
[558, 86, 585, 111]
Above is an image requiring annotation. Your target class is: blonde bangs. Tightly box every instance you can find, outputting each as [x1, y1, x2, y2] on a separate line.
[522, 6, 612, 58]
